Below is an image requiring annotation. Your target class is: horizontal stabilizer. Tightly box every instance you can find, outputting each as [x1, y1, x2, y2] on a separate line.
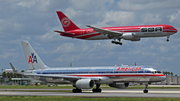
[54, 30, 74, 35]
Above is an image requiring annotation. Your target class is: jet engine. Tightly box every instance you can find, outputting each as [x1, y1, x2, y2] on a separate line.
[74, 79, 95, 89]
[121, 33, 140, 41]
[109, 82, 129, 89]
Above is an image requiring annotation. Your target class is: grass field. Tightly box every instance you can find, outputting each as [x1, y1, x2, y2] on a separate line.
[0, 96, 180, 101]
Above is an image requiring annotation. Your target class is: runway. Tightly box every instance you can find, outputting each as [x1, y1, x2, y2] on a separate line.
[0, 89, 180, 98]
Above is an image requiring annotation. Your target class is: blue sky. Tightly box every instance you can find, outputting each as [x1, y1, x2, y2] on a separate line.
[0, 0, 180, 75]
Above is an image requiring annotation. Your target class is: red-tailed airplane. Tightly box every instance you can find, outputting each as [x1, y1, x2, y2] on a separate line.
[54, 11, 178, 45]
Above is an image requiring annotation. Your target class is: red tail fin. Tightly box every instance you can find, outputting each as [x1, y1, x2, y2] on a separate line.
[56, 11, 80, 31]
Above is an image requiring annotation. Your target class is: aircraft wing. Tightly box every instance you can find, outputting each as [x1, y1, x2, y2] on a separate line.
[54, 30, 74, 35]
[24, 73, 101, 82]
[86, 25, 123, 36]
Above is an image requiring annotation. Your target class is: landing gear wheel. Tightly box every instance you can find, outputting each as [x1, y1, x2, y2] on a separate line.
[167, 36, 169, 42]
[115, 42, 119, 44]
[92, 89, 102, 93]
[72, 88, 82, 93]
[111, 40, 122, 45]
[143, 83, 148, 93]
[93, 84, 102, 93]
[143, 90, 148, 93]
[111, 41, 116, 43]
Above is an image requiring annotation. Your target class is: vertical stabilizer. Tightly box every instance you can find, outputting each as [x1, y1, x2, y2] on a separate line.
[56, 11, 80, 31]
[21, 41, 47, 70]
[9, 62, 18, 72]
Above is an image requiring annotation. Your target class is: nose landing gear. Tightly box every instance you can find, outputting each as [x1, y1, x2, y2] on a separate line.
[143, 84, 148, 93]
[167, 36, 169, 42]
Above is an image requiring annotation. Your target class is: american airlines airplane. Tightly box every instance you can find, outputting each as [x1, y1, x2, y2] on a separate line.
[21, 41, 166, 93]
[54, 11, 178, 45]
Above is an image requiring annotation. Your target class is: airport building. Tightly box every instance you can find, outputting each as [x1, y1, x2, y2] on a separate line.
[0, 69, 41, 85]
[159, 75, 180, 85]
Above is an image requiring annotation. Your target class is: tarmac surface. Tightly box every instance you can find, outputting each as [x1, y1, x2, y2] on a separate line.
[0, 89, 180, 98]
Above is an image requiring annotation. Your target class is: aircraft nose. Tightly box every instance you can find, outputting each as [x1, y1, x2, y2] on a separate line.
[175, 28, 178, 33]
[160, 75, 166, 81]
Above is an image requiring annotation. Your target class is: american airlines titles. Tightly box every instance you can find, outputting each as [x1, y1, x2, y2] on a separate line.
[117, 67, 141, 71]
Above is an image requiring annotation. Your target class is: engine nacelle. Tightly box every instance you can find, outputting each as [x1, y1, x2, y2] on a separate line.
[109, 82, 129, 89]
[75, 79, 95, 89]
[121, 33, 140, 41]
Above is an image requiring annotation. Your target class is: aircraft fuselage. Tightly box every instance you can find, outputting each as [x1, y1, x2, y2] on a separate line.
[61, 24, 177, 40]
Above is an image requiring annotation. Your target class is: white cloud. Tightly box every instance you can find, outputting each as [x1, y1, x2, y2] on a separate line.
[37, 0, 50, 11]
[0, 19, 24, 33]
[168, 10, 180, 22]
[95, 10, 135, 27]
[52, 42, 90, 54]
[117, 0, 180, 11]
[143, 13, 161, 24]
[0, 52, 19, 59]
[17, 0, 35, 8]
[158, 46, 169, 53]
[55, 54, 82, 62]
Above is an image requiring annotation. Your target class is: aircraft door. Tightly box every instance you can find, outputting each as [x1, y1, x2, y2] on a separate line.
[143, 69, 146, 77]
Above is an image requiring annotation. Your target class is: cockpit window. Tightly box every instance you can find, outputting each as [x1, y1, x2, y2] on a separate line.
[152, 71, 161, 74]
[170, 27, 174, 29]
[157, 71, 161, 73]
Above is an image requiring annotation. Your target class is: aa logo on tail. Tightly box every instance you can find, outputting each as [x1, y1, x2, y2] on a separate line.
[28, 53, 37, 64]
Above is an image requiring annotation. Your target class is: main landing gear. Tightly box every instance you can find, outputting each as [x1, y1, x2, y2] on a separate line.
[72, 88, 82, 93]
[92, 84, 102, 93]
[167, 36, 169, 42]
[112, 39, 122, 45]
[143, 84, 148, 93]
